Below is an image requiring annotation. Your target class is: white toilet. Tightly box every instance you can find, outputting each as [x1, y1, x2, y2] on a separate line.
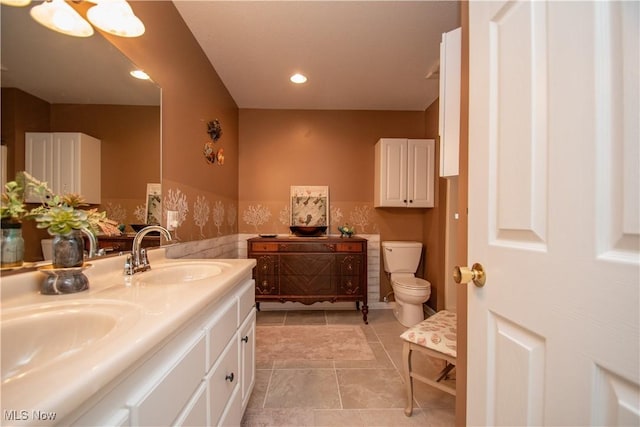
[382, 241, 432, 327]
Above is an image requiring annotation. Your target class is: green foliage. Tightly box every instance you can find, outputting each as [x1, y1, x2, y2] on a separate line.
[1, 171, 119, 236]
[0, 180, 27, 222]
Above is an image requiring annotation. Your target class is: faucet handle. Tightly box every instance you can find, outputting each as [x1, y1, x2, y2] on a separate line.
[124, 254, 134, 275]
[140, 248, 149, 268]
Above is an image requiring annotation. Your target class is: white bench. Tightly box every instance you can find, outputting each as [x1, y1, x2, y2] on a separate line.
[399, 310, 457, 416]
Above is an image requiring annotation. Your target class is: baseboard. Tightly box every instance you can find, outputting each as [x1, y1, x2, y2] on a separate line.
[424, 304, 437, 317]
[257, 301, 394, 311]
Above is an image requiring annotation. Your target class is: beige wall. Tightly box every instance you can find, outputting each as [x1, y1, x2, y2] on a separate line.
[1, 88, 50, 175]
[101, 1, 240, 241]
[50, 104, 160, 225]
[67, 2, 452, 308]
[422, 101, 448, 311]
[239, 108, 449, 304]
[1, 90, 158, 260]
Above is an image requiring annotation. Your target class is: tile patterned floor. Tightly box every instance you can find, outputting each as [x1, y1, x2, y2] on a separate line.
[241, 309, 456, 427]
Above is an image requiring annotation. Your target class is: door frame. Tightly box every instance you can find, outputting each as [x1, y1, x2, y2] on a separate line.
[455, 2, 469, 425]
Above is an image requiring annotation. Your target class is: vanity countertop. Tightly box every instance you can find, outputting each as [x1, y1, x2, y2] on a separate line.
[0, 249, 256, 426]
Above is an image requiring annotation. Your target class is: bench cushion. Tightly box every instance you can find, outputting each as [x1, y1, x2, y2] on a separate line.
[400, 310, 457, 358]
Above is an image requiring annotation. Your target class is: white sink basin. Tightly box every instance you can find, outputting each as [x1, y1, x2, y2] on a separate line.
[134, 261, 227, 285]
[1, 300, 139, 385]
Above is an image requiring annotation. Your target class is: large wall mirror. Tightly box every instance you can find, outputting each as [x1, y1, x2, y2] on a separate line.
[1, 4, 161, 262]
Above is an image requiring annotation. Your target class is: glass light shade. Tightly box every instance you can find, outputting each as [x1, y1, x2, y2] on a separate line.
[0, 0, 31, 6]
[290, 73, 308, 84]
[30, 0, 94, 37]
[87, 1, 145, 38]
[130, 69, 150, 80]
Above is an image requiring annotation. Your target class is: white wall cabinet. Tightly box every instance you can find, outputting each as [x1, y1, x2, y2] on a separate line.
[374, 138, 435, 208]
[25, 132, 101, 203]
[438, 27, 462, 177]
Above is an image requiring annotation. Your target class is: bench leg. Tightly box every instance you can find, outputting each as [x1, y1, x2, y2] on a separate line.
[402, 342, 414, 417]
[436, 363, 456, 382]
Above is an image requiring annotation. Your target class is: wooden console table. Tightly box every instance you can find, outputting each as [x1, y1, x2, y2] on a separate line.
[247, 236, 368, 323]
[93, 234, 160, 254]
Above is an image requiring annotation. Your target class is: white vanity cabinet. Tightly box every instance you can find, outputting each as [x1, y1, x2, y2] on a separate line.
[374, 138, 435, 208]
[24, 132, 101, 203]
[67, 278, 256, 427]
[438, 27, 462, 177]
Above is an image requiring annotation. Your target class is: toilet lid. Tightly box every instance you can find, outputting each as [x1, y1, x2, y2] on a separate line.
[393, 276, 431, 290]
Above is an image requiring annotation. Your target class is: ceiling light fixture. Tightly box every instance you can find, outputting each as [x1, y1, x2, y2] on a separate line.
[290, 73, 308, 84]
[30, 0, 94, 38]
[3, 0, 145, 38]
[0, 0, 31, 6]
[130, 69, 150, 80]
[87, 0, 145, 38]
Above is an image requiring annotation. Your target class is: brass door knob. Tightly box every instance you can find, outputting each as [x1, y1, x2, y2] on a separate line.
[453, 263, 486, 287]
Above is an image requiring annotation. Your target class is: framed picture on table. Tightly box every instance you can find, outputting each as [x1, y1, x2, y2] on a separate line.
[290, 185, 329, 228]
[145, 183, 162, 225]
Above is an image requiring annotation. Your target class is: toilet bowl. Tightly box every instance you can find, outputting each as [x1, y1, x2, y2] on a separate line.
[382, 241, 431, 327]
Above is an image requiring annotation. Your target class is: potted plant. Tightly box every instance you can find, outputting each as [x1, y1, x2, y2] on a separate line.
[26, 187, 120, 268]
[0, 176, 30, 268]
[1, 171, 119, 269]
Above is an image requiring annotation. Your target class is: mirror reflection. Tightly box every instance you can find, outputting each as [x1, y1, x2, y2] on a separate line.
[1, 4, 161, 263]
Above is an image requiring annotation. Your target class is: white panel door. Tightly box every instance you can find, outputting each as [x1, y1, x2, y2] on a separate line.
[24, 132, 54, 202]
[439, 27, 462, 178]
[376, 138, 407, 207]
[407, 139, 435, 208]
[468, 2, 639, 426]
[54, 133, 79, 197]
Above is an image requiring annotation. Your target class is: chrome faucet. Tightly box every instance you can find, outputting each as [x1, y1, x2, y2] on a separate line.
[80, 228, 98, 259]
[80, 228, 106, 258]
[125, 225, 172, 275]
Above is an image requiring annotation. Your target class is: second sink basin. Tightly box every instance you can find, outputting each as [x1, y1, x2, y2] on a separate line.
[134, 261, 227, 285]
[1, 300, 140, 386]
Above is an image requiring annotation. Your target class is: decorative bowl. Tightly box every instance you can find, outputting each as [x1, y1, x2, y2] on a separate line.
[289, 226, 327, 237]
[129, 224, 162, 236]
[338, 224, 355, 238]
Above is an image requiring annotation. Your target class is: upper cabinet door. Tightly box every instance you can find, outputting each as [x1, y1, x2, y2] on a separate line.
[375, 138, 407, 207]
[56, 133, 101, 204]
[24, 132, 101, 204]
[25, 132, 54, 203]
[407, 139, 435, 208]
[374, 138, 434, 208]
[439, 27, 462, 177]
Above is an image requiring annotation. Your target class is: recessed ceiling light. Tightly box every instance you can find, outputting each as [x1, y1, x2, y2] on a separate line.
[290, 73, 307, 84]
[130, 69, 150, 80]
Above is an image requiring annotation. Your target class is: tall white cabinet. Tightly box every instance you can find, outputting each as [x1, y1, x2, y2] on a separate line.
[25, 132, 101, 203]
[438, 27, 462, 177]
[374, 138, 435, 208]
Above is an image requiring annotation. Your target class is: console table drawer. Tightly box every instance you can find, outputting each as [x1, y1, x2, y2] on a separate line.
[278, 242, 336, 252]
[250, 242, 279, 252]
[336, 242, 363, 252]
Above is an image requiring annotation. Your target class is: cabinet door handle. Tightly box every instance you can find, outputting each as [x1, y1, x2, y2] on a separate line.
[241, 335, 249, 343]
[225, 373, 235, 382]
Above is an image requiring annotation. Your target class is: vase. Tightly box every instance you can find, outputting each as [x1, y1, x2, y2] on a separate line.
[1, 222, 25, 268]
[52, 230, 85, 268]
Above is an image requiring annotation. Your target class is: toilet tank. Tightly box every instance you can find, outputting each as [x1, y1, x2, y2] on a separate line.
[381, 241, 423, 273]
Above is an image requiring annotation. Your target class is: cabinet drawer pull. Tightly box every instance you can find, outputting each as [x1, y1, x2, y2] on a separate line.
[225, 372, 234, 382]
[241, 336, 249, 343]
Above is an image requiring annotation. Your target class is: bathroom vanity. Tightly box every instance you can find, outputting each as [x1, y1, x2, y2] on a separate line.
[247, 236, 368, 323]
[0, 251, 256, 426]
